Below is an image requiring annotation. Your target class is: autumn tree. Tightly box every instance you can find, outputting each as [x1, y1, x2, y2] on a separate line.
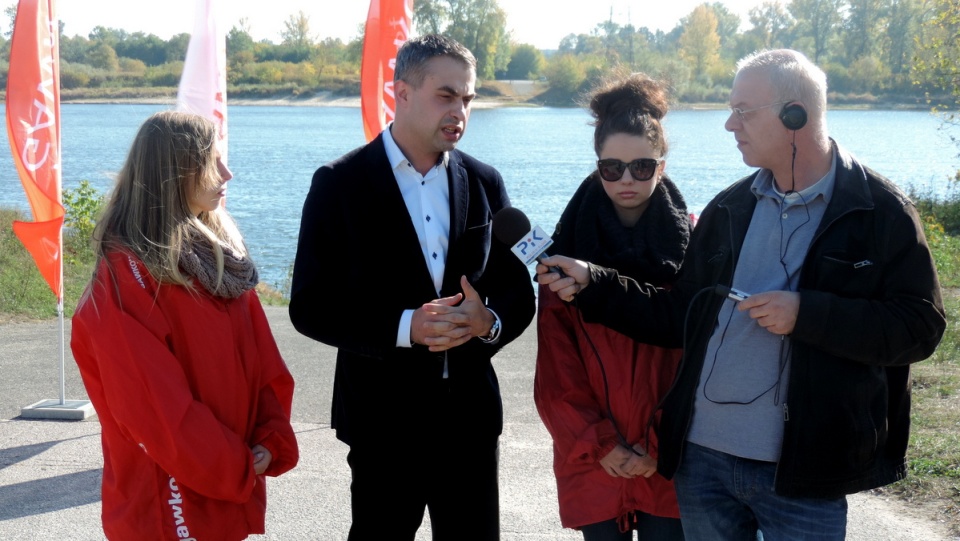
[709, 1, 743, 53]
[679, 4, 722, 80]
[913, 0, 960, 145]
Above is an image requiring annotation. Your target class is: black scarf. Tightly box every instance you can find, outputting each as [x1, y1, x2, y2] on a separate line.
[550, 173, 692, 285]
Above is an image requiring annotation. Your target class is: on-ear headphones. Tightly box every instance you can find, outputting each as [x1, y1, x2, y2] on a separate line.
[779, 103, 807, 131]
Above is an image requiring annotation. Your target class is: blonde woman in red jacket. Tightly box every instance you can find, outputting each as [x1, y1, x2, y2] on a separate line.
[535, 73, 692, 541]
[71, 111, 299, 540]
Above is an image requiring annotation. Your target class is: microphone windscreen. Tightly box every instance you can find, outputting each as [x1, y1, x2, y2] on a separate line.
[492, 207, 532, 246]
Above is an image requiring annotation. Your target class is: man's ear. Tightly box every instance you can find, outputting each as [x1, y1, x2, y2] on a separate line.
[394, 79, 409, 104]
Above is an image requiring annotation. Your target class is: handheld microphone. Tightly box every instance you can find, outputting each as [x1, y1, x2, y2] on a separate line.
[714, 284, 750, 302]
[492, 207, 565, 276]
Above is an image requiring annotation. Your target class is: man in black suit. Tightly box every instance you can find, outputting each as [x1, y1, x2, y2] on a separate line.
[289, 34, 535, 541]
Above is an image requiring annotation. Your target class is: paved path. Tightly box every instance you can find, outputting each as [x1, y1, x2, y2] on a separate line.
[0, 306, 954, 539]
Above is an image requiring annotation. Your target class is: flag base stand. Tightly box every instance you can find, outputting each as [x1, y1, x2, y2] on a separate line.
[20, 399, 95, 421]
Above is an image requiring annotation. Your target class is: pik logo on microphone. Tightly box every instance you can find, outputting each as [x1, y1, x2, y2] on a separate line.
[510, 225, 553, 266]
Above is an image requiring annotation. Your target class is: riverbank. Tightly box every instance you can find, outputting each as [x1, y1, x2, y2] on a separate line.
[55, 83, 937, 111]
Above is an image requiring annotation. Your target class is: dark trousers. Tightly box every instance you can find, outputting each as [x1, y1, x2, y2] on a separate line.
[580, 514, 685, 541]
[345, 428, 500, 541]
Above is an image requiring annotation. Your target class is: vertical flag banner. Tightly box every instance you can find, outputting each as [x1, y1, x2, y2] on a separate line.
[6, 0, 64, 300]
[177, 0, 228, 164]
[360, 0, 413, 142]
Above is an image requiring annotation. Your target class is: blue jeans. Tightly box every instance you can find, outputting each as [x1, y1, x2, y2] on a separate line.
[673, 442, 847, 541]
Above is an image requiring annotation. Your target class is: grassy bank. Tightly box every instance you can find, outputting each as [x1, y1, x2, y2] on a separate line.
[0, 206, 287, 322]
[2, 194, 959, 532]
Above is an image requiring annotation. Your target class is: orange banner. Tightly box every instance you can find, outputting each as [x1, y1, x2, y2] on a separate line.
[360, 0, 412, 142]
[6, 0, 64, 300]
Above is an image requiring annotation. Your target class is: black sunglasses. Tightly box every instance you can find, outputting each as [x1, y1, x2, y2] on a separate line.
[596, 158, 662, 182]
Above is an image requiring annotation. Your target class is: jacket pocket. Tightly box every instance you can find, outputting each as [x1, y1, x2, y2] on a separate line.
[457, 220, 492, 280]
[817, 251, 881, 295]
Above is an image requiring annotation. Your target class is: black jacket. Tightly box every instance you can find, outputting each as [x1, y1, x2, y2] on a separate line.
[289, 134, 536, 446]
[575, 142, 946, 498]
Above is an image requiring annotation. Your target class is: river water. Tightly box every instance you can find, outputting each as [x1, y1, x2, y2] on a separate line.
[1, 104, 957, 289]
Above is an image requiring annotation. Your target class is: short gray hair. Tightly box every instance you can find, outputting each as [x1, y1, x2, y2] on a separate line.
[736, 49, 827, 121]
[394, 34, 476, 87]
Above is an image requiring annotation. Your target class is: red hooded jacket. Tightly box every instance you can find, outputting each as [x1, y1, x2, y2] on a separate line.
[71, 250, 299, 540]
[534, 175, 690, 530]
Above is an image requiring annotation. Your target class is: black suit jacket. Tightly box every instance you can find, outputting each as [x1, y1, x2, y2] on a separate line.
[290, 134, 536, 446]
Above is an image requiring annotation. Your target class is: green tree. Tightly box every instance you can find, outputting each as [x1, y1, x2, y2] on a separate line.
[227, 20, 255, 59]
[414, 0, 447, 34]
[848, 54, 890, 92]
[88, 26, 127, 48]
[504, 43, 544, 79]
[88, 42, 119, 71]
[166, 33, 191, 63]
[788, 0, 844, 63]
[413, 0, 510, 80]
[281, 11, 314, 49]
[60, 34, 94, 64]
[746, 1, 795, 49]
[114, 32, 167, 66]
[843, 0, 886, 61]
[679, 4, 722, 79]
[883, 0, 921, 79]
[544, 54, 586, 92]
[4, 4, 16, 39]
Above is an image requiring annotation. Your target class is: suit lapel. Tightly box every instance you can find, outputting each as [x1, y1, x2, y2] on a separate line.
[447, 151, 469, 249]
[440, 152, 470, 295]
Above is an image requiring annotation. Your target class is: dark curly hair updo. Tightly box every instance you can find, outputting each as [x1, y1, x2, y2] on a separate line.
[587, 72, 670, 157]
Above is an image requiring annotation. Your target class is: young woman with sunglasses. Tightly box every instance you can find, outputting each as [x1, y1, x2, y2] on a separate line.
[534, 73, 692, 541]
[70, 111, 299, 540]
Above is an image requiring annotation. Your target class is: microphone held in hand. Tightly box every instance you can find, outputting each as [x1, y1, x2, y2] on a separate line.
[714, 284, 750, 302]
[492, 207, 566, 276]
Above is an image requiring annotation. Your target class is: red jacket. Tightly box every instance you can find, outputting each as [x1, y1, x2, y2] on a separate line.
[535, 288, 681, 528]
[71, 250, 299, 541]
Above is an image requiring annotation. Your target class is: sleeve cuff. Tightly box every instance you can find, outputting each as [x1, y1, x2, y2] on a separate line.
[396, 309, 414, 348]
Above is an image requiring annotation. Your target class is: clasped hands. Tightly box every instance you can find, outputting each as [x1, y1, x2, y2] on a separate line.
[535, 255, 799, 335]
[600, 444, 657, 479]
[411, 276, 495, 352]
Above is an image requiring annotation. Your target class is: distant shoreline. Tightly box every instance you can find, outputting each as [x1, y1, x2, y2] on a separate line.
[57, 96, 933, 111]
[57, 91, 533, 109]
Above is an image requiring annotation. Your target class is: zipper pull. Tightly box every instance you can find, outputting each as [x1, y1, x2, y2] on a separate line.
[783, 403, 790, 422]
[854, 260, 874, 269]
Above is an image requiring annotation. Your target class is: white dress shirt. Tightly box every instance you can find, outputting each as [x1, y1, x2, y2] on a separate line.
[382, 126, 451, 348]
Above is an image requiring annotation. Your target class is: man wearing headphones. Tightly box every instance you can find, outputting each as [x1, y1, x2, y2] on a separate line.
[535, 48, 946, 540]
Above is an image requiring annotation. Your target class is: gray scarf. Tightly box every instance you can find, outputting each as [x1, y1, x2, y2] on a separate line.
[179, 233, 258, 298]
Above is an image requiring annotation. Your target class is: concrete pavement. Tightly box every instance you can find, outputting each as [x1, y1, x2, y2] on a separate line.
[0, 306, 954, 540]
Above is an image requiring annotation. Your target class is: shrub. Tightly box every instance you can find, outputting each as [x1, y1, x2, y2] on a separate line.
[61, 180, 104, 265]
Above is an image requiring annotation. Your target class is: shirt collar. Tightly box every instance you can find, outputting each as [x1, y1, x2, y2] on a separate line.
[382, 124, 449, 172]
[750, 147, 837, 205]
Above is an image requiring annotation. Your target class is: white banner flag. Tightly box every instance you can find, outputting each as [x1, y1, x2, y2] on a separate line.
[177, 0, 228, 164]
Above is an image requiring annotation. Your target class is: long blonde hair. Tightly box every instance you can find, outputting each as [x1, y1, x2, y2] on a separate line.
[93, 110, 245, 289]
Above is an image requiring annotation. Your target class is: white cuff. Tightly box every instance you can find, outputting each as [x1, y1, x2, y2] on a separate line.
[397, 309, 415, 348]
